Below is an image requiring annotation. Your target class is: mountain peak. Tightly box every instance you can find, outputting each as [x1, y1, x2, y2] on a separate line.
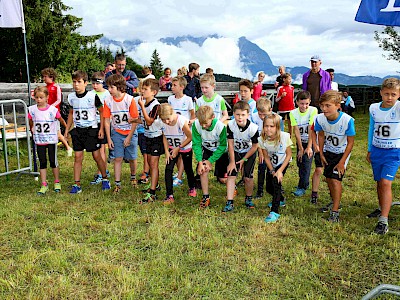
[159, 34, 221, 47]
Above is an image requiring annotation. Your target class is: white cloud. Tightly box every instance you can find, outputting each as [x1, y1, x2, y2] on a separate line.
[64, 0, 400, 77]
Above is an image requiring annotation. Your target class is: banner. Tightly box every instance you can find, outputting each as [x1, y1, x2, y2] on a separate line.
[0, 0, 23, 28]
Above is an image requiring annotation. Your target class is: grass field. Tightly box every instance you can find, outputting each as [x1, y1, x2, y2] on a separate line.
[0, 111, 399, 299]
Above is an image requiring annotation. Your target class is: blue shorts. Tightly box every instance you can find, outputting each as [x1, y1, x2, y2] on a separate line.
[109, 130, 138, 160]
[370, 146, 400, 181]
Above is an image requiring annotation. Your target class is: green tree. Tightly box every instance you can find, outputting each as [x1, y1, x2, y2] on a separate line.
[375, 26, 400, 64]
[150, 49, 163, 79]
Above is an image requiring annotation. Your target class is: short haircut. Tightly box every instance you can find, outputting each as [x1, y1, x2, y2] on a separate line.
[33, 86, 49, 98]
[381, 77, 400, 90]
[188, 62, 200, 72]
[319, 90, 342, 105]
[142, 66, 152, 74]
[115, 53, 126, 62]
[106, 62, 114, 68]
[282, 72, 292, 79]
[159, 103, 175, 120]
[256, 97, 272, 112]
[179, 66, 188, 75]
[142, 78, 159, 92]
[196, 105, 214, 124]
[261, 114, 282, 146]
[106, 74, 126, 92]
[325, 68, 335, 73]
[206, 67, 214, 74]
[239, 79, 253, 90]
[172, 76, 187, 88]
[164, 67, 171, 74]
[297, 90, 311, 101]
[91, 71, 105, 83]
[72, 70, 88, 82]
[41, 68, 57, 81]
[200, 73, 216, 86]
[233, 100, 250, 113]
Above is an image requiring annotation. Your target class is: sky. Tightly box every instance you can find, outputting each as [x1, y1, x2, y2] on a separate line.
[63, 0, 400, 79]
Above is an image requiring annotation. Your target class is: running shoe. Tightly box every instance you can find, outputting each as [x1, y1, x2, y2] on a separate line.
[37, 185, 49, 195]
[70, 184, 82, 194]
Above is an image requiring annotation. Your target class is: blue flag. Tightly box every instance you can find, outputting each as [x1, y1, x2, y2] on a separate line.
[355, 0, 400, 26]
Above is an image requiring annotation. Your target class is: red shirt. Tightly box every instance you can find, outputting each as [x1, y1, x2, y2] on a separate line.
[276, 84, 295, 112]
[46, 82, 62, 111]
[252, 82, 263, 100]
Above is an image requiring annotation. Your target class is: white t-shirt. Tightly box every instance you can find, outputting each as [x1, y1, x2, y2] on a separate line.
[258, 132, 293, 168]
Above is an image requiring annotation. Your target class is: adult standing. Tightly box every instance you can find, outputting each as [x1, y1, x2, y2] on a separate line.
[326, 68, 339, 91]
[302, 55, 331, 107]
[104, 54, 139, 96]
[274, 65, 286, 89]
[183, 63, 202, 101]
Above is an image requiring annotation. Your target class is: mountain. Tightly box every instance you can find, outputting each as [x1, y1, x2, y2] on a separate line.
[98, 35, 395, 86]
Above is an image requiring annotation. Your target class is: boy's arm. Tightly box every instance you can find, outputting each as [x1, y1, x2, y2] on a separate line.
[208, 126, 227, 163]
[180, 121, 192, 149]
[97, 106, 104, 139]
[192, 124, 203, 162]
[219, 110, 229, 123]
[139, 101, 158, 126]
[335, 135, 355, 178]
[293, 126, 303, 160]
[105, 118, 113, 149]
[317, 131, 327, 166]
[28, 119, 33, 131]
[57, 115, 67, 128]
[366, 112, 375, 163]
[189, 109, 196, 125]
[304, 125, 314, 158]
[226, 139, 236, 175]
[64, 109, 74, 138]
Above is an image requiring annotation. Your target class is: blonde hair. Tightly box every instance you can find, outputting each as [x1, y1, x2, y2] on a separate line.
[256, 97, 272, 112]
[171, 76, 187, 88]
[159, 103, 176, 120]
[319, 90, 342, 105]
[178, 66, 188, 76]
[382, 77, 400, 90]
[196, 105, 214, 124]
[200, 73, 216, 86]
[261, 114, 282, 146]
[33, 86, 49, 98]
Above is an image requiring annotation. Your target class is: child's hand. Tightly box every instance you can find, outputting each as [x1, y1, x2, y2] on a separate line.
[305, 147, 313, 159]
[227, 161, 237, 175]
[108, 141, 114, 150]
[297, 148, 304, 162]
[282, 92, 287, 97]
[274, 170, 284, 183]
[197, 162, 205, 175]
[165, 151, 172, 165]
[171, 147, 180, 158]
[204, 160, 212, 171]
[236, 159, 245, 172]
[258, 152, 264, 164]
[138, 96, 145, 107]
[320, 153, 328, 167]
[123, 136, 131, 147]
[334, 161, 346, 178]
[98, 130, 104, 139]
[366, 152, 371, 164]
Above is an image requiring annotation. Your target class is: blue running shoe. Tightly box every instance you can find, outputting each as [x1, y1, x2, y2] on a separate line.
[222, 200, 234, 213]
[265, 211, 280, 223]
[90, 174, 102, 185]
[267, 200, 286, 208]
[102, 179, 111, 191]
[245, 198, 255, 209]
[70, 184, 82, 194]
[292, 188, 306, 197]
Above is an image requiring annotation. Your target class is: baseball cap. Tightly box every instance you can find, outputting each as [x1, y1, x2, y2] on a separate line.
[310, 55, 321, 62]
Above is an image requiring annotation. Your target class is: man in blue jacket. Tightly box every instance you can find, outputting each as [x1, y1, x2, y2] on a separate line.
[104, 54, 139, 96]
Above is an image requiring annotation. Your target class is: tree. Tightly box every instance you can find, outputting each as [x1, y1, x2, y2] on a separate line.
[150, 49, 164, 79]
[375, 26, 400, 64]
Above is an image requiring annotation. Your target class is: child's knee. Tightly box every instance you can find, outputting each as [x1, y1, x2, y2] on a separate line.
[314, 167, 323, 176]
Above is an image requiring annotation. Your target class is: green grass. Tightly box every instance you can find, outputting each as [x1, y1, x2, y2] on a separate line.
[0, 112, 399, 299]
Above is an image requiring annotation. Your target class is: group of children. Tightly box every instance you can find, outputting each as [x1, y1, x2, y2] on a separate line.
[28, 64, 400, 234]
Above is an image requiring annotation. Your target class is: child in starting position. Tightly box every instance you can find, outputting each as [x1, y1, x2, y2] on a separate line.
[104, 74, 139, 193]
[159, 103, 196, 204]
[367, 78, 400, 234]
[64, 70, 110, 193]
[224, 101, 259, 212]
[192, 105, 229, 208]
[29, 86, 67, 195]
[289, 91, 318, 197]
[258, 114, 292, 223]
[314, 90, 355, 222]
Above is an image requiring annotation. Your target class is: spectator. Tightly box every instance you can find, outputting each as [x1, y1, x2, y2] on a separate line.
[253, 71, 265, 101]
[274, 65, 286, 89]
[104, 62, 115, 75]
[326, 68, 339, 91]
[343, 90, 355, 116]
[177, 66, 188, 76]
[159, 67, 172, 91]
[142, 66, 155, 80]
[205, 68, 214, 75]
[184, 63, 202, 101]
[302, 55, 332, 107]
[104, 54, 139, 96]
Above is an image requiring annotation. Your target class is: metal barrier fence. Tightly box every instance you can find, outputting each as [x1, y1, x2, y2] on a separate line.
[0, 99, 38, 177]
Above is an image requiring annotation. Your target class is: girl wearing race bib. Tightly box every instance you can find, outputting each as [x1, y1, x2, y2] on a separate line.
[159, 104, 196, 204]
[28, 86, 67, 195]
[258, 114, 292, 223]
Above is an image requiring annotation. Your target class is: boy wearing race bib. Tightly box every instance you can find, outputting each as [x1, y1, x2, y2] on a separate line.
[137, 78, 164, 203]
[196, 74, 229, 124]
[314, 90, 355, 223]
[239, 79, 257, 115]
[64, 70, 111, 194]
[29, 86, 68, 195]
[367, 78, 400, 234]
[104, 74, 139, 193]
[258, 114, 292, 223]
[159, 104, 196, 204]
[224, 101, 259, 212]
[289, 91, 318, 197]
[192, 106, 228, 209]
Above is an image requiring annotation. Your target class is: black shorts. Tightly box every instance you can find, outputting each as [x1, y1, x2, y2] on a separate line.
[70, 127, 101, 152]
[278, 111, 290, 120]
[314, 152, 323, 168]
[203, 148, 229, 178]
[144, 135, 165, 156]
[323, 151, 345, 181]
[138, 133, 146, 154]
[36, 144, 58, 169]
[228, 151, 257, 178]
